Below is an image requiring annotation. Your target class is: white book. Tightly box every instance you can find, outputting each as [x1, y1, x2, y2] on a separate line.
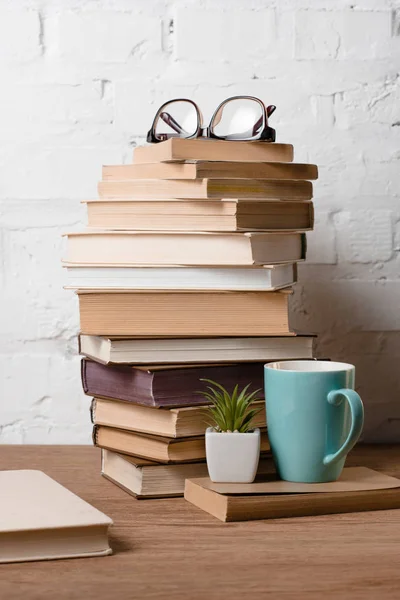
[0, 470, 112, 563]
[79, 335, 314, 365]
[65, 264, 296, 291]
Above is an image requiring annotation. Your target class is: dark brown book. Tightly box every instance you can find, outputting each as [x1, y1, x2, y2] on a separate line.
[133, 138, 294, 163]
[184, 469, 400, 522]
[102, 161, 318, 181]
[98, 178, 312, 201]
[94, 426, 270, 463]
[77, 290, 292, 337]
[83, 359, 265, 408]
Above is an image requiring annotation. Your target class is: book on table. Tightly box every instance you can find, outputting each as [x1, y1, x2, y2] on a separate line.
[133, 138, 294, 163]
[0, 470, 112, 563]
[65, 263, 297, 291]
[79, 334, 315, 365]
[83, 359, 266, 408]
[84, 199, 314, 232]
[65, 231, 306, 266]
[90, 397, 266, 437]
[101, 449, 274, 499]
[102, 160, 318, 181]
[77, 290, 291, 337]
[93, 426, 270, 463]
[97, 178, 313, 200]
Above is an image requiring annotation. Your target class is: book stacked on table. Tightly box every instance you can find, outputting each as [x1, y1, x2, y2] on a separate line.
[63, 137, 318, 498]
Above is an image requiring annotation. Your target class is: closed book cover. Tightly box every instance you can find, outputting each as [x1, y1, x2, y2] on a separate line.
[102, 160, 318, 181]
[79, 334, 314, 365]
[85, 199, 314, 232]
[65, 264, 297, 292]
[83, 359, 265, 409]
[92, 397, 266, 438]
[94, 426, 270, 463]
[65, 231, 306, 267]
[184, 469, 400, 522]
[101, 449, 274, 499]
[77, 290, 291, 337]
[133, 139, 294, 163]
[0, 470, 112, 563]
[97, 178, 313, 201]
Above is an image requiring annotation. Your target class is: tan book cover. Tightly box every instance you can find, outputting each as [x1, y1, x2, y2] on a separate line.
[77, 290, 291, 337]
[102, 161, 318, 181]
[97, 178, 313, 201]
[133, 139, 294, 163]
[85, 200, 314, 232]
[65, 231, 306, 266]
[94, 426, 270, 463]
[0, 470, 112, 563]
[184, 468, 400, 522]
[91, 398, 266, 438]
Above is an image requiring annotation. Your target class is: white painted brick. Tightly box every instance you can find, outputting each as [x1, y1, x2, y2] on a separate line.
[49, 11, 161, 62]
[175, 9, 277, 61]
[341, 10, 392, 59]
[334, 211, 393, 263]
[0, 10, 41, 62]
[305, 211, 337, 264]
[295, 11, 342, 59]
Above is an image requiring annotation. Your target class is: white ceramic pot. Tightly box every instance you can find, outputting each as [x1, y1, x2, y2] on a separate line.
[205, 427, 261, 483]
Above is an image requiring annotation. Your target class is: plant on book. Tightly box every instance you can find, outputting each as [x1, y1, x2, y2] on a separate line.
[202, 379, 264, 484]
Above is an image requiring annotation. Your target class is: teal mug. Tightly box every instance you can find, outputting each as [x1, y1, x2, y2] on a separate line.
[264, 361, 364, 483]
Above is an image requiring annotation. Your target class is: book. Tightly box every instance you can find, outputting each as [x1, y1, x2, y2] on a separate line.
[184, 468, 400, 522]
[0, 470, 112, 563]
[91, 397, 266, 437]
[103, 161, 318, 181]
[85, 200, 314, 232]
[83, 360, 266, 408]
[93, 426, 270, 463]
[101, 449, 274, 499]
[65, 231, 306, 266]
[77, 290, 291, 336]
[65, 264, 297, 291]
[97, 178, 312, 200]
[133, 139, 294, 163]
[79, 334, 314, 365]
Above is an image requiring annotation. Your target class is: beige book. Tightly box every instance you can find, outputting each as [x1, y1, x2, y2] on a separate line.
[184, 468, 400, 522]
[91, 398, 266, 438]
[94, 426, 270, 463]
[0, 470, 112, 563]
[133, 139, 294, 163]
[97, 178, 313, 200]
[64, 231, 306, 266]
[77, 290, 291, 336]
[102, 161, 318, 181]
[79, 335, 314, 365]
[101, 449, 274, 499]
[85, 200, 314, 232]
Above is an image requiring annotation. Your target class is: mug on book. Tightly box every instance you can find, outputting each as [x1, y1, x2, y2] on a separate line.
[264, 361, 364, 483]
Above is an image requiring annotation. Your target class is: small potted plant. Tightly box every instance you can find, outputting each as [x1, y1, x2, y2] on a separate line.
[200, 379, 263, 483]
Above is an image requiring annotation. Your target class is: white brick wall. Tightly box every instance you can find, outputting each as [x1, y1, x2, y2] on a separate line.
[0, 0, 399, 443]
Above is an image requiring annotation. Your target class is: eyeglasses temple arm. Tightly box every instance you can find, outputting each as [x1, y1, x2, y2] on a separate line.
[160, 112, 189, 135]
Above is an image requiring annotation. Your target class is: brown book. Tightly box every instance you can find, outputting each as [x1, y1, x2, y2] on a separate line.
[98, 178, 312, 200]
[65, 231, 306, 266]
[77, 290, 291, 336]
[103, 161, 318, 181]
[101, 449, 274, 499]
[133, 139, 294, 163]
[94, 426, 270, 463]
[91, 398, 266, 438]
[85, 200, 314, 232]
[79, 334, 314, 365]
[0, 470, 112, 563]
[184, 469, 400, 522]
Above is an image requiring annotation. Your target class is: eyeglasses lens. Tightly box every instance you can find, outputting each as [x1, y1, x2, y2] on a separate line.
[211, 98, 265, 140]
[154, 101, 198, 140]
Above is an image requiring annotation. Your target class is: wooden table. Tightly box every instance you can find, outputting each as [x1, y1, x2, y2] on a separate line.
[1, 445, 400, 600]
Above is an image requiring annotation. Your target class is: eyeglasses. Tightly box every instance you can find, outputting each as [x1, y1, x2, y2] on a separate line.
[146, 96, 276, 144]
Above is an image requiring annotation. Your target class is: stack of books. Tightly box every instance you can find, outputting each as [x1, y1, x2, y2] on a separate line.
[64, 137, 318, 498]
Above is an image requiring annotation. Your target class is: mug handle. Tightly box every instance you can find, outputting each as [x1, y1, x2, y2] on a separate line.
[323, 389, 364, 466]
